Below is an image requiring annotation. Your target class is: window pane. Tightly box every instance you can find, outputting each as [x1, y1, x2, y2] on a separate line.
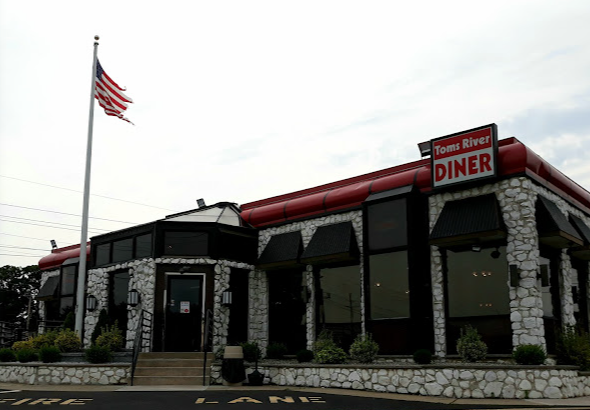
[317, 265, 361, 348]
[112, 238, 133, 263]
[96, 243, 110, 266]
[539, 256, 553, 317]
[164, 231, 208, 256]
[367, 199, 407, 251]
[447, 247, 509, 317]
[60, 266, 76, 296]
[59, 296, 74, 318]
[369, 251, 409, 319]
[135, 234, 152, 258]
[110, 271, 130, 336]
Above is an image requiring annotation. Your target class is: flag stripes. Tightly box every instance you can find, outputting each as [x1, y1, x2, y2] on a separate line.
[94, 60, 133, 124]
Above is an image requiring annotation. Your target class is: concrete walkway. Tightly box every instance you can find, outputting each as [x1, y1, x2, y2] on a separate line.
[2, 383, 590, 407]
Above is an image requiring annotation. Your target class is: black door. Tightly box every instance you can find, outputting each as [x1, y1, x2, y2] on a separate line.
[165, 275, 203, 352]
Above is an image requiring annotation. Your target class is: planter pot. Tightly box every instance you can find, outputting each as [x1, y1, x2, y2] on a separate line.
[247, 369, 264, 386]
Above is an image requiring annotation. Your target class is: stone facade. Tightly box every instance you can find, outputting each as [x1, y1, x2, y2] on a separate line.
[0, 364, 129, 385]
[210, 363, 590, 399]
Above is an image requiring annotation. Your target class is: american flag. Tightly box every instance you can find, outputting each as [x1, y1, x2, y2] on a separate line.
[94, 60, 133, 124]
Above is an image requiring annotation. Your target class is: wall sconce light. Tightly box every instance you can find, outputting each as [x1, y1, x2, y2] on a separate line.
[86, 295, 97, 311]
[222, 290, 232, 306]
[128, 289, 140, 307]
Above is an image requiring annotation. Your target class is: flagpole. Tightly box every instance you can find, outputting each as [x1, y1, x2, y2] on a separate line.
[75, 35, 100, 337]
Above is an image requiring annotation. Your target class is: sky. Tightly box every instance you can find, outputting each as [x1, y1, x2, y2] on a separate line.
[1, 1, 590, 268]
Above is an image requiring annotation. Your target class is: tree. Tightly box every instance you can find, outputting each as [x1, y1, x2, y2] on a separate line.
[0, 265, 41, 328]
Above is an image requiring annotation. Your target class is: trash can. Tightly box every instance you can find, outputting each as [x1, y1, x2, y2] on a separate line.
[221, 346, 246, 386]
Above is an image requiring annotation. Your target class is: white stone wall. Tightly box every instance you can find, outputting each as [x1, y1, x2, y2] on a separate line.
[0, 364, 129, 385]
[249, 269, 269, 353]
[38, 269, 59, 333]
[213, 261, 231, 349]
[256, 211, 365, 349]
[210, 363, 590, 399]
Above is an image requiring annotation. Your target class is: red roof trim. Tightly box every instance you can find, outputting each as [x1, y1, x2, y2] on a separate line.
[38, 243, 90, 271]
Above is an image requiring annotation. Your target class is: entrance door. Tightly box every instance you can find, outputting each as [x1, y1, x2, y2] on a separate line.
[165, 275, 203, 352]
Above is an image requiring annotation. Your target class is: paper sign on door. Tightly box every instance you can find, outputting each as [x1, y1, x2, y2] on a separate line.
[180, 301, 190, 314]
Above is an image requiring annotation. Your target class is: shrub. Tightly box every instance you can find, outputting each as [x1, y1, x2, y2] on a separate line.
[63, 312, 76, 331]
[55, 329, 82, 353]
[31, 330, 59, 349]
[314, 345, 348, 364]
[556, 326, 590, 370]
[456, 325, 487, 362]
[12, 339, 34, 352]
[39, 345, 61, 363]
[312, 329, 337, 354]
[0, 348, 16, 362]
[16, 348, 38, 363]
[413, 349, 433, 364]
[91, 309, 110, 344]
[512, 344, 546, 365]
[240, 341, 262, 362]
[349, 333, 379, 363]
[95, 323, 124, 352]
[296, 349, 314, 363]
[266, 342, 288, 359]
[85, 345, 112, 364]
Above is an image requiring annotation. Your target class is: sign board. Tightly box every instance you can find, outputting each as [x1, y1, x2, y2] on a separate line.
[180, 301, 190, 314]
[431, 124, 498, 189]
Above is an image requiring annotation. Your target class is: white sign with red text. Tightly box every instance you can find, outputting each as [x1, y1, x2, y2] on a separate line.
[431, 125, 497, 188]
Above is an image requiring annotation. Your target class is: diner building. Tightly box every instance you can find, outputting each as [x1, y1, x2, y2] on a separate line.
[37, 124, 590, 359]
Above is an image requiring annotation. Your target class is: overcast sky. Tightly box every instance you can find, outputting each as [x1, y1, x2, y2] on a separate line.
[1, 1, 590, 268]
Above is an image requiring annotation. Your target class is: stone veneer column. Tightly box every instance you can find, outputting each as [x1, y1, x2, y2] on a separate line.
[125, 260, 156, 350]
[304, 265, 315, 350]
[498, 178, 545, 349]
[560, 251, 576, 327]
[213, 262, 231, 350]
[248, 269, 269, 354]
[430, 246, 446, 357]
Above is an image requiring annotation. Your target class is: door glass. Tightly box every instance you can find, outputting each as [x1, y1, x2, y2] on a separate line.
[166, 276, 203, 352]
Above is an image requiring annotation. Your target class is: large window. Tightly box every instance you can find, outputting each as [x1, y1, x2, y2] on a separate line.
[164, 231, 208, 256]
[446, 246, 511, 353]
[369, 251, 409, 319]
[109, 271, 130, 338]
[135, 234, 152, 258]
[268, 270, 306, 353]
[59, 265, 77, 318]
[112, 238, 133, 263]
[95, 243, 110, 266]
[93, 232, 154, 267]
[316, 265, 361, 349]
[367, 199, 407, 251]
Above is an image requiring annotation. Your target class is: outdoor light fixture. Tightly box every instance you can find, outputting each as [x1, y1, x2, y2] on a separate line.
[86, 295, 97, 311]
[471, 244, 482, 252]
[417, 141, 431, 157]
[222, 290, 232, 306]
[128, 289, 140, 307]
[50, 239, 58, 250]
[197, 198, 206, 208]
[491, 247, 501, 259]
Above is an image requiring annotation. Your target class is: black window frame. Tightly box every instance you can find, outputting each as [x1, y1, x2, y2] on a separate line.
[58, 264, 78, 320]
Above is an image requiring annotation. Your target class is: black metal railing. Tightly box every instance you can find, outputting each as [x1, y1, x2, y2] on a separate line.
[130, 309, 153, 386]
[201, 309, 214, 386]
[0, 321, 32, 348]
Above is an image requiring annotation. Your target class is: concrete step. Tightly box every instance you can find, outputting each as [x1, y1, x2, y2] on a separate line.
[134, 366, 208, 377]
[136, 359, 206, 368]
[132, 375, 208, 386]
[138, 352, 213, 360]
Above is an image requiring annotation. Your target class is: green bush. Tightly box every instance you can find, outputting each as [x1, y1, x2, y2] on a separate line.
[413, 349, 433, 364]
[39, 345, 62, 363]
[95, 323, 124, 352]
[240, 341, 262, 362]
[85, 345, 112, 364]
[312, 329, 337, 354]
[55, 329, 82, 353]
[16, 348, 38, 363]
[12, 339, 34, 352]
[456, 325, 487, 362]
[266, 342, 288, 359]
[349, 333, 379, 363]
[0, 348, 16, 362]
[63, 312, 75, 331]
[91, 309, 110, 344]
[556, 326, 590, 370]
[512, 344, 546, 365]
[31, 330, 59, 350]
[314, 345, 348, 364]
[296, 349, 314, 363]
